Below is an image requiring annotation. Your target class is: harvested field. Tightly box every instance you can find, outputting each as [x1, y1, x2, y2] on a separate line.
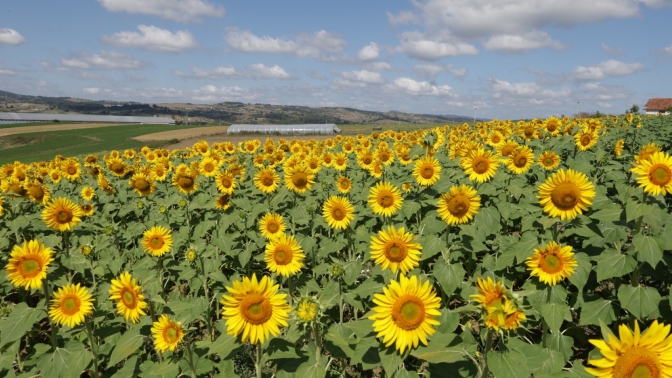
[0, 123, 153, 137]
[132, 126, 230, 142]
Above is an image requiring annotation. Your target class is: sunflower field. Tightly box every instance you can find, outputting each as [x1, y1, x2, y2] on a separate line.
[0, 114, 671, 378]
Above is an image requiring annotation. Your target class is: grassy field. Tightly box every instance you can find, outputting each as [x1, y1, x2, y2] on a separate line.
[0, 124, 205, 165]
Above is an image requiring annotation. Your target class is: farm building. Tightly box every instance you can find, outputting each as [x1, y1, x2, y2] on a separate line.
[644, 98, 672, 115]
[227, 123, 341, 135]
[0, 112, 175, 124]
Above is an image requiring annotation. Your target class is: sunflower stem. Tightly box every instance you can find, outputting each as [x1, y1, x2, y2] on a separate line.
[255, 343, 263, 378]
[199, 257, 214, 341]
[338, 278, 344, 324]
[479, 329, 494, 378]
[85, 317, 100, 378]
[42, 279, 58, 350]
[634, 193, 648, 235]
[185, 341, 197, 378]
[552, 221, 560, 242]
[287, 275, 293, 306]
[313, 322, 322, 366]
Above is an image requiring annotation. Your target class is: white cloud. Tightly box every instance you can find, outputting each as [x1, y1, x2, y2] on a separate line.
[659, 44, 672, 54]
[597, 102, 613, 108]
[568, 60, 644, 81]
[483, 31, 565, 53]
[97, 0, 224, 23]
[190, 85, 253, 102]
[386, 10, 419, 26]
[583, 82, 630, 100]
[397, 31, 478, 60]
[83, 87, 101, 94]
[61, 51, 144, 70]
[224, 28, 347, 60]
[101, 25, 197, 53]
[332, 78, 367, 89]
[358, 42, 380, 61]
[0, 68, 15, 76]
[176, 64, 291, 80]
[365, 62, 393, 71]
[0, 28, 26, 45]
[414, 63, 467, 80]
[388, 77, 457, 97]
[341, 70, 385, 84]
[489, 77, 571, 101]
[601, 43, 624, 56]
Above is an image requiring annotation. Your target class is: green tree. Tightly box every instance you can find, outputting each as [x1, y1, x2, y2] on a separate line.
[629, 104, 640, 114]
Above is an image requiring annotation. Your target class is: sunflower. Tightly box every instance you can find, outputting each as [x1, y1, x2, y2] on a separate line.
[81, 186, 95, 201]
[369, 275, 441, 354]
[109, 271, 148, 323]
[42, 197, 83, 232]
[470, 277, 506, 309]
[97, 174, 115, 194]
[497, 140, 519, 158]
[48, 169, 62, 183]
[80, 203, 95, 217]
[141, 226, 173, 257]
[335, 176, 352, 194]
[543, 116, 562, 136]
[368, 181, 403, 217]
[198, 157, 219, 177]
[526, 241, 577, 286]
[486, 130, 505, 147]
[614, 139, 625, 158]
[264, 234, 305, 277]
[49, 283, 94, 328]
[214, 194, 232, 210]
[0, 195, 4, 217]
[151, 315, 184, 353]
[631, 151, 672, 196]
[172, 170, 199, 195]
[538, 169, 596, 220]
[436, 185, 481, 225]
[574, 129, 599, 151]
[585, 320, 672, 378]
[412, 156, 442, 186]
[151, 164, 169, 182]
[295, 298, 319, 323]
[129, 173, 156, 196]
[259, 213, 286, 239]
[460, 147, 499, 183]
[284, 164, 315, 194]
[106, 157, 127, 178]
[370, 226, 422, 275]
[538, 151, 561, 170]
[636, 143, 662, 164]
[322, 196, 355, 230]
[60, 159, 81, 181]
[506, 145, 535, 175]
[24, 180, 50, 205]
[253, 168, 279, 194]
[220, 274, 290, 345]
[5, 239, 54, 290]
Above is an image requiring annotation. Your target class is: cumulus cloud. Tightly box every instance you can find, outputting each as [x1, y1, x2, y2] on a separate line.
[358, 42, 380, 61]
[388, 77, 457, 97]
[489, 77, 571, 104]
[597, 102, 613, 108]
[396, 31, 478, 60]
[0, 28, 26, 45]
[568, 60, 645, 81]
[583, 82, 631, 100]
[0, 68, 15, 76]
[340, 70, 385, 84]
[83, 87, 101, 94]
[190, 85, 253, 102]
[176, 64, 292, 80]
[601, 43, 624, 56]
[656, 44, 672, 54]
[101, 25, 198, 53]
[365, 62, 393, 72]
[224, 28, 347, 60]
[61, 51, 144, 70]
[483, 31, 565, 53]
[97, 0, 224, 23]
[414, 63, 467, 80]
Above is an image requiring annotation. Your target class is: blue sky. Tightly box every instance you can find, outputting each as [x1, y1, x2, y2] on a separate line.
[1, 0, 671, 119]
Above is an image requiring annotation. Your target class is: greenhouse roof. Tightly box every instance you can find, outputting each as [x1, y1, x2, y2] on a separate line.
[0, 112, 175, 124]
[227, 124, 341, 135]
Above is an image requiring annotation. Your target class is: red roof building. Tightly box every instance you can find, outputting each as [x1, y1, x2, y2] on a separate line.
[644, 98, 672, 114]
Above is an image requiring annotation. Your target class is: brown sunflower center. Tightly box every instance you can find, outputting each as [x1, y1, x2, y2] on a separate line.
[650, 164, 671, 186]
[240, 294, 273, 325]
[472, 157, 490, 174]
[111, 162, 125, 173]
[10, 184, 26, 196]
[163, 325, 180, 343]
[178, 176, 194, 189]
[580, 135, 592, 146]
[273, 246, 293, 265]
[524, 127, 535, 137]
[491, 135, 501, 143]
[150, 236, 164, 249]
[267, 222, 279, 233]
[331, 205, 346, 221]
[292, 172, 308, 189]
[613, 346, 660, 378]
[28, 186, 45, 201]
[540, 253, 563, 274]
[222, 177, 232, 188]
[19, 257, 41, 278]
[447, 194, 470, 217]
[378, 191, 395, 208]
[385, 241, 408, 262]
[340, 180, 349, 189]
[135, 178, 150, 191]
[204, 162, 215, 172]
[262, 175, 274, 187]
[121, 288, 138, 309]
[513, 153, 528, 168]
[421, 166, 434, 179]
[309, 161, 318, 169]
[66, 166, 77, 175]
[543, 157, 554, 166]
[57, 209, 73, 223]
[547, 122, 558, 132]
[392, 295, 425, 330]
[550, 182, 580, 210]
[61, 295, 81, 315]
[363, 156, 373, 165]
[501, 146, 515, 157]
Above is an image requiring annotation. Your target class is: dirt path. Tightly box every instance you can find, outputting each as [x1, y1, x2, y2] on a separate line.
[0, 123, 137, 137]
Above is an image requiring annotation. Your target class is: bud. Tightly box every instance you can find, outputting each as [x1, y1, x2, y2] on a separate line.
[186, 249, 197, 262]
[136, 201, 144, 209]
[178, 199, 187, 208]
[104, 226, 114, 236]
[329, 264, 344, 278]
[295, 297, 319, 323]
[159, 205, 167, 213]
[80, 245, 92, 256]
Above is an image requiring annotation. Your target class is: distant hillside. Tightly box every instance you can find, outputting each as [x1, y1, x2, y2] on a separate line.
[0, 90, 480, 125]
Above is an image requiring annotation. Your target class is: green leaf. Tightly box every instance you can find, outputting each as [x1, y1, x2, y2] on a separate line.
[474, 207, 501, 234]
[64, 341, 92, 377]
[0, 303, 42, 348]
[402, 200, 421, 220]
[110, 356, 140, 378]
[139, 360, 180, 378]
[543, 333, 574, 362]
[568, 252, 591, 291]
[343, 319, 374, 337]
[626, 198, 651, 222]
[207, 333, 242, 359]
[37, 346, 74, 378]
[618, 285, 661, 320]
[433, 258, 465, 296]
[589, 205, 622, 222]
[379, 346, 403, 377]
[487, 349, 531, 378]
[541, 303, 570, 333]
[108, 329, 145, 366]
[295, 359, 326, 378]
[633, 234, 663, 269]
[593, 249, 636, 281]
[580, 299, 616, 326]
[411, 338, 465, 364]
[421, 234, 445, 261]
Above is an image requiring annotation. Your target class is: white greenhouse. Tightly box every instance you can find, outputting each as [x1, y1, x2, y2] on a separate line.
[0, 112, 175, 125]
[227, 124, 341, 135]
